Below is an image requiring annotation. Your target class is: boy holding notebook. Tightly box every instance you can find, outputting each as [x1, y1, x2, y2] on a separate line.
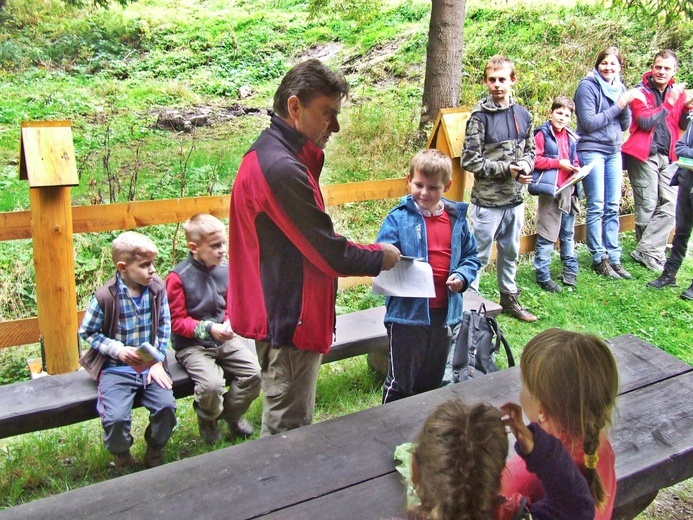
[531, 96, 581, 292]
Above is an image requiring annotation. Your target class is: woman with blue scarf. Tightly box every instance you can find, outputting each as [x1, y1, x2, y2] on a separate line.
[574, 47, 639, 279]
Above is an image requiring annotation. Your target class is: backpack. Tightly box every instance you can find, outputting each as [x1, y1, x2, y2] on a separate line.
[451, 303, 515, 383]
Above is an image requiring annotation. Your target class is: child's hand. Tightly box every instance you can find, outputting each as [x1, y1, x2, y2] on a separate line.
[446, 274, 465, 293]
[500, 402, 535, 455]
[558, 159, 579, 173]
[118, 346, 145, 367]
[210, 321, 236, 341]
[147, 362, 173, 389]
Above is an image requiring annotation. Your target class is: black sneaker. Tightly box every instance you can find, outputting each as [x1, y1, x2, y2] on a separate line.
[611, 263, 632, 279]
[593, 256, 620, 279]
[561, 272, 577, 287]
[538, 279, 562, 292]
[682, 281, 693, 301]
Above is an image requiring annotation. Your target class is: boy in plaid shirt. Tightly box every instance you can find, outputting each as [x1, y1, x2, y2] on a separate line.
[79, 231, 177, 470]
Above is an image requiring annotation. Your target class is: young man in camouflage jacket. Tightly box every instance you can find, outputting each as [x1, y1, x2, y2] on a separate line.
[461, 55, 537, 322]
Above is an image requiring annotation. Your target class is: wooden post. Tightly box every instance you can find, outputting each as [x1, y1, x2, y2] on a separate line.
[426, 107, 472, 202]
[19, 121, 80, 374]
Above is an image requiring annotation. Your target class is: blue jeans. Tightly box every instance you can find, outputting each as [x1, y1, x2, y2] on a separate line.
[579, 150, 623, 264]
[534, 212, 578, 282]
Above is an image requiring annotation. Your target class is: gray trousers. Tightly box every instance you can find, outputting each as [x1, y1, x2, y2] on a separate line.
[255, 341, 323, 437]
[97, 370, 177, 455]
[469, 203, 524, 294]
[175, 337, 261, 422]
[627, 154, 678, 263]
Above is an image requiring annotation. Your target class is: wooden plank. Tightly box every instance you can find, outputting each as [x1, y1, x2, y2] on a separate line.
[19, 121, 79, 187]
[321, 178, 408, 206]
[2, 338, 689, 519]
[0, 350, 193, 439]
[71, 196, 230, 234]
[0, 312, 86, 351]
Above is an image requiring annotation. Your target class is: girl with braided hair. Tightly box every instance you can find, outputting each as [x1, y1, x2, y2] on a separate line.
[501, 329, 619, 520]
[405, 399, 595, 520]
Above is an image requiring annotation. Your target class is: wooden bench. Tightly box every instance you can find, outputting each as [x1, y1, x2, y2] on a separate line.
[0, 292, 500, 440]
[2, 334, 690, 520]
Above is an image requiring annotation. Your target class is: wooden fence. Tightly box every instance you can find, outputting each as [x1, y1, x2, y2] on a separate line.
[1, 110, 635, 374]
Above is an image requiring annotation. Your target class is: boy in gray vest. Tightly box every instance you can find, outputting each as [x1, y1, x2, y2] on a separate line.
[79, 231, 177, 470]
[166, 214, 261, 443]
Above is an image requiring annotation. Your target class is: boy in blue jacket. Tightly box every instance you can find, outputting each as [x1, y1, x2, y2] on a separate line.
[377, 149, 481, 403]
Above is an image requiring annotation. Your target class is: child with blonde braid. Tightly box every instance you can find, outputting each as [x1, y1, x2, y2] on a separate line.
[404, 399, 595, 520]
[501, 329, 619, 520]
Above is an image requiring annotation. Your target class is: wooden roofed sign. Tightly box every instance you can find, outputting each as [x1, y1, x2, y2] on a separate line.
[19, 121, 79, 187]
[426, 107, 472, 201]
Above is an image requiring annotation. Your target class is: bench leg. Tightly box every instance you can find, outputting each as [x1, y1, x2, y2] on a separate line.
[367, 345, 388, 378]
[611, 490, 658, 520]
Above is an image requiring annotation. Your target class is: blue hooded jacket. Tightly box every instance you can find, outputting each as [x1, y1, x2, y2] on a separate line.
[376, 196, 481, 327]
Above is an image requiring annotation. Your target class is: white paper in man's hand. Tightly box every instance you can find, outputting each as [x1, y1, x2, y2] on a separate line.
[372, 257, 436, 298]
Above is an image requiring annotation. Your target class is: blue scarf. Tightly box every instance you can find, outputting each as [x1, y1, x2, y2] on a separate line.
[590, 69, 625, 105]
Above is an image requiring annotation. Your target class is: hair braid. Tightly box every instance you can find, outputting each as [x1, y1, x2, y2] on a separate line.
[410, 400, 507, 520]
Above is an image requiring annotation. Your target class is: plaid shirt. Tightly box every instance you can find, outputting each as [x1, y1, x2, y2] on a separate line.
[79, 274, 171, 369]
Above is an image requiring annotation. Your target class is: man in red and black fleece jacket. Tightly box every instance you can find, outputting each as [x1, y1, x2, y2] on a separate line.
[228, 59, 401, 436]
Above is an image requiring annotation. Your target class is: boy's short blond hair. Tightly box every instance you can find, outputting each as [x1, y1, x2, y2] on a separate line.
[484, 55, 515, 80]
[183, 213, 226, 243]
[409, 149, 452, 184]
[112, 231, 158, 265]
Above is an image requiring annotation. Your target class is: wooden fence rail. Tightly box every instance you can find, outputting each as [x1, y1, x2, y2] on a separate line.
[0, 183, 634, 353]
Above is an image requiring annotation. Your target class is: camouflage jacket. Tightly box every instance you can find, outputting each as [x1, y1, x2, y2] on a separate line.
[461, 95, 535, 208]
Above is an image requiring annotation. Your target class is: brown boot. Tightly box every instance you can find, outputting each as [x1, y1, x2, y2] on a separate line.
[112, 450, 136, 470]
[500, 291, 538, 323]
[144, 444, 165, 468]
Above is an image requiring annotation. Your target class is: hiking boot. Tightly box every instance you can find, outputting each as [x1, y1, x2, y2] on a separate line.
[537, 279, 562, 293]
[647, 265, 677, 289]
[561, 272, 577, 287]
[198, 416, 222, 444]
[500, 291, 538, 323]
[681, 281, 693, 301]
[630, 249, 664, 273]
[611, 263, 632, 280]
[592, 256, 620, 279]
[144, 444, 165, 468]
[112, 450, 136, 470]
[226, 417, 254, 439]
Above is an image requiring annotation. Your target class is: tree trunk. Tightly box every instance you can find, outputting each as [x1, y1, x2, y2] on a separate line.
[419, 0, 466, 132]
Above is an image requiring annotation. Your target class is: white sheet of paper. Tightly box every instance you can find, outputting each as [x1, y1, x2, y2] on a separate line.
[554, 159, 597, 195]
[372, 257, 436, 298]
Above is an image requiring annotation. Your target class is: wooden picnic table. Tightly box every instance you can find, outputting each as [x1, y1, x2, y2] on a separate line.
[3, 334, 691, 520]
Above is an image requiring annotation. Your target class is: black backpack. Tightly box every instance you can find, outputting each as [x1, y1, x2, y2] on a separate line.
[451, 304, 515, 383]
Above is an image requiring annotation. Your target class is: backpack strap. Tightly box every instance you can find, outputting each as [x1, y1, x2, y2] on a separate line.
[487, 315, 516, 368]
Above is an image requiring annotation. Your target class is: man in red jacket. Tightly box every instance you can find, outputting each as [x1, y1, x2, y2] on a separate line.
[622, 49, 693, 272]
[228, 60, 401, 436]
